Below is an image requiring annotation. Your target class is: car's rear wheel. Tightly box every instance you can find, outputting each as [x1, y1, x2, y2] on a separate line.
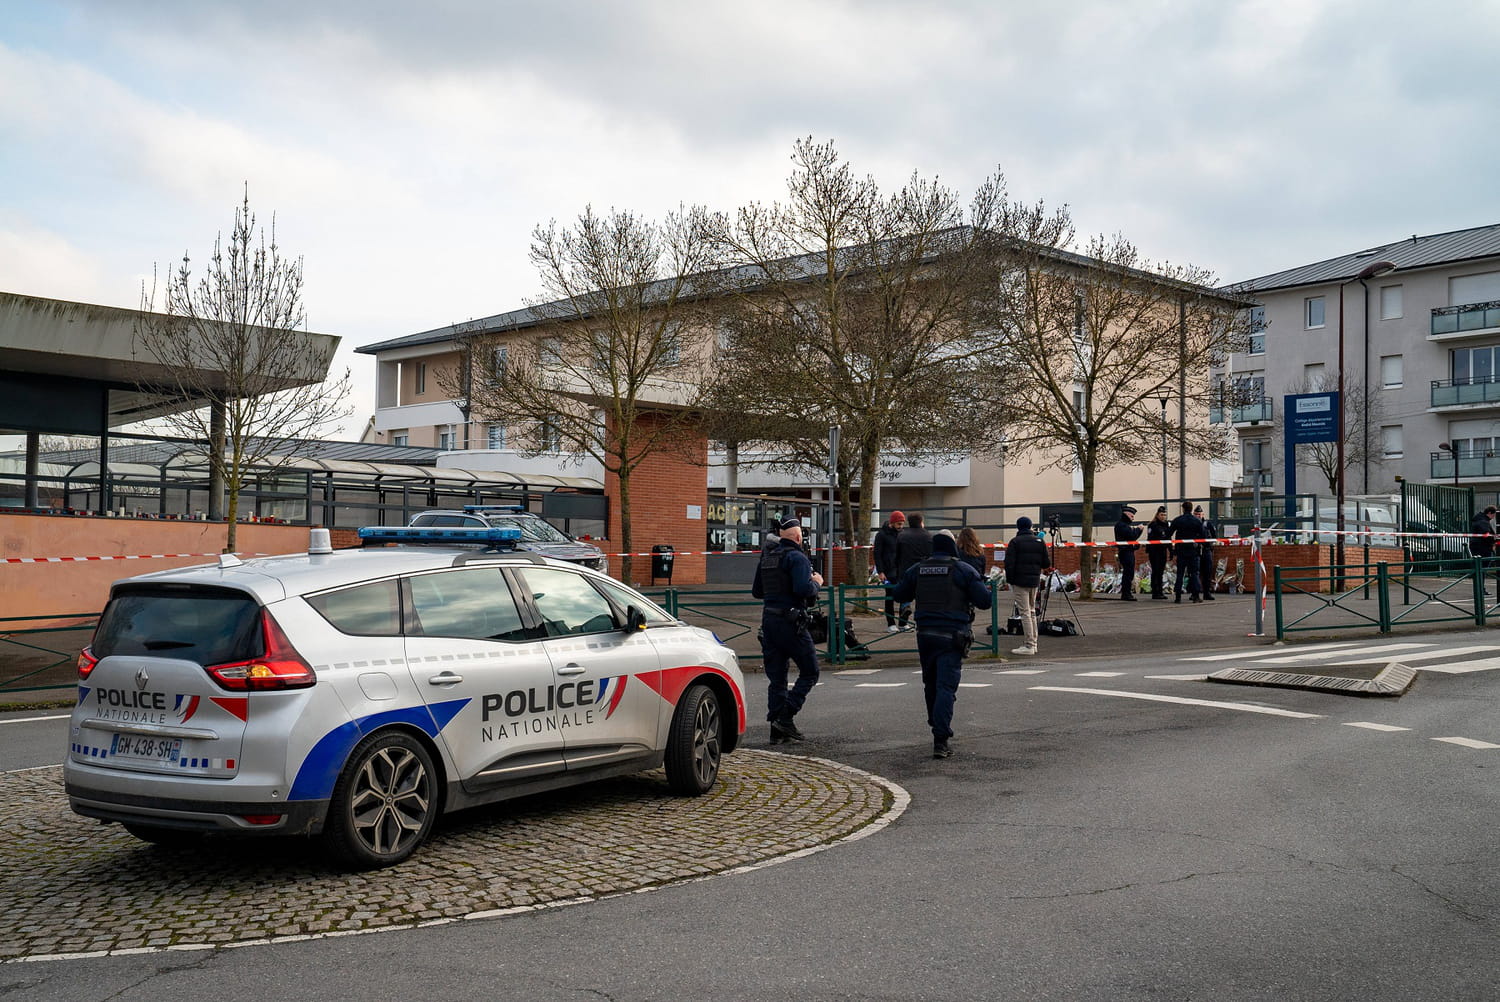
[122, 823, 206, 848]
[323, 731, 437, 869]
[664, 683, 722, 795]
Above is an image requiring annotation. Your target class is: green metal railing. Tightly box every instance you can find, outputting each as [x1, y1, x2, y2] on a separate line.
[0, 613, 99, 694]
[1273, 558, 1500, 639]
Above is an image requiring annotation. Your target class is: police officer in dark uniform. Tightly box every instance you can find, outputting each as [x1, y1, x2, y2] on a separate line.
[1195, 504, 1218, 601]
[1146, 506, 1172, 599]
[1113, 504, 1142, 600]
[1170, 500, 1204, 603]
[750, 516, 824, 743]
[890, 529, 993, 759]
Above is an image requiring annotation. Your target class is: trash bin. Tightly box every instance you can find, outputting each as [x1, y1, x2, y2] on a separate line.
[651, 544, 674, 584]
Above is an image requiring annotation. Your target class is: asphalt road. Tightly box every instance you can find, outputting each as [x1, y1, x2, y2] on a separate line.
[9, 634, 1500, 1001]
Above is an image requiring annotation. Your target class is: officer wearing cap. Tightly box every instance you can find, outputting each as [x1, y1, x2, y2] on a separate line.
[1113, 504, 1142, 600]
[1146, 506, 1172, 599]
[1170, 500, 1205, 603]
[751, 516, 824, 743]
[1195, 504, 1218, 601]
[891, 529, 992, 758]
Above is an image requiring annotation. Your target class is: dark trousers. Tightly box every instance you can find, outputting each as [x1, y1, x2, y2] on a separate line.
[1119, 550, 1136, 594]
[884, 595, 897, 627]
[761, 611, 820, 723]
[916, 629, 965, 742]
[1175, 548, 1201, 596]
[1148, 547, 1168, 596]
[1198, 547, 1216, 594]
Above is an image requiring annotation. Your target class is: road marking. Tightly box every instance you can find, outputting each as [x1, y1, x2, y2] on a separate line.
[1416, 656, 1500, 675]
[1323, 645, 1499, 666]
[994, 669, 1049, 675]
[1344, 722, 1412, 732]
[1075, 671, 1125, 677]
[957, 682, 991, 688]
[1247, 643, 1431, 666]
[1144, 674, 1208, 681]
[854, 683, 907, 688]
[1180, 642, 1362, 662]
[833, 669, 880, 675]
[1030, 686, 1323, 718]
[0, 714, 70, 726]
[1433, 736, 1500, 749]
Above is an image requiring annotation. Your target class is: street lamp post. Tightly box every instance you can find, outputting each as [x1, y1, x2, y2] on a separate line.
[1337, 260, 1397, 580]
[1440, 441, 1459, 488]
[1158, 391, 1171, 511]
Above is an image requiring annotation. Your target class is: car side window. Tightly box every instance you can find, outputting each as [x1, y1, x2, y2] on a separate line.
[306, 578, 401, 636]
[592, 578, 675, 625]
[406, 567, 533, 642]
[520, 567, 620, 637]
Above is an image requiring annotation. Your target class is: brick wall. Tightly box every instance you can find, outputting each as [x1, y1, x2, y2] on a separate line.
[603, 412, 708, 588]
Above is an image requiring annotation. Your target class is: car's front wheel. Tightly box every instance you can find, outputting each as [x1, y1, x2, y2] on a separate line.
[664, 683, 722, 795]
[323, 731, 438, 869]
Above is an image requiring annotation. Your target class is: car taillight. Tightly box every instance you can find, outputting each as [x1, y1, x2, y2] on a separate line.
[77, 647, 99, 680]
[206, 610, 315, 692]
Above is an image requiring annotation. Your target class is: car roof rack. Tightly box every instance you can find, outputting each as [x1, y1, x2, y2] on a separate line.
[357, 525, 523, 550]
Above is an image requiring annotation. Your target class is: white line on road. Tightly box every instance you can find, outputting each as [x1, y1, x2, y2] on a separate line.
[1414, 657, 1500, 675]
[0, 714, 70, 725]
[1029, 686, 1324, 718]
[957, 683, 991, 688]
[1344, 722, 1412, 732]
[1075, 671, 1125, 677]
[1143, 674, 1209, 681]
[1179, 642, 1362, 662]
[1322, 646, 1500, 666]
[854, 683, 907, 688]
[1433, 736, 1500, 749]
[832, 669, 880, 675]
[993, 669, 1049, 675]
[1247, 643, 1432, 666]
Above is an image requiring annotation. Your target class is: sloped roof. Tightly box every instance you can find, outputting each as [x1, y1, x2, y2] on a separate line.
[1231, 222, 1500, 293]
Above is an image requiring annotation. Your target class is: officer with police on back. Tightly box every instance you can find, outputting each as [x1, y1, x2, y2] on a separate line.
[1113, 504, 1142, 600]
[750, 516, 823, 743]
[890, 529, 993, 759]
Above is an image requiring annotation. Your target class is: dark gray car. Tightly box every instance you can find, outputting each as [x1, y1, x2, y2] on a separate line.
[409, 507, 607, 570]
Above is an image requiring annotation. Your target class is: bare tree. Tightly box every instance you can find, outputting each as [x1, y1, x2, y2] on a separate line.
[983, 220, 1248, 595]
[134, 188, 350, 551]
[701, 138, 1012, 576]
[447, 205, 720, 582]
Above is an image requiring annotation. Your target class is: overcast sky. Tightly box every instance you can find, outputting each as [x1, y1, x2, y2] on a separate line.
[4, 0, 1498, 434]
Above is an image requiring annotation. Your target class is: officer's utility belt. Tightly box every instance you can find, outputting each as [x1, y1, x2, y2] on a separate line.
[767, 605, 809, 625]
[916, 628, 974, 656]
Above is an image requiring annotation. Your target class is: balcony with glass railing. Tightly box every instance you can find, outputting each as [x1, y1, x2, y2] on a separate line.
[1209, 398, 1273, 425]
[1432, 375, 1500, 409]
[1432, 450, 1500, 481]
[1431, 300, 1500, 338]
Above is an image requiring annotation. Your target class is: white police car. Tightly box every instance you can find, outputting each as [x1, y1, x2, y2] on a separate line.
[65, 526, 745, 869]
[409, 506, 607, 570]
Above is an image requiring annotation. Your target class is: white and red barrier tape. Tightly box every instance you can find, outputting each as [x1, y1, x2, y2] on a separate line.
[1, 552, 265, 565]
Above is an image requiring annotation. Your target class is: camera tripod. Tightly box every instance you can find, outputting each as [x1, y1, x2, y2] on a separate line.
[1036, 516, 1085, 636]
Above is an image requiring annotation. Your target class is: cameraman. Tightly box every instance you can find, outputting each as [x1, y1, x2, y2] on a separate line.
[751, 516, 824, 743]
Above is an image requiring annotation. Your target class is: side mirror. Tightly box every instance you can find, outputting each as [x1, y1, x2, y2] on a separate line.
[624, 605, 647, 632]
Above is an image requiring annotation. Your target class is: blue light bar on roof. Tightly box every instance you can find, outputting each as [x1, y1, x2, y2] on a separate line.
[463, 504, 526, 513]
[358, 525, 522, 548]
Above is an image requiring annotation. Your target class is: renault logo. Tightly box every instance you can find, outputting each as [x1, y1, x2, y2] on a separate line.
[134, 667, 149, 690]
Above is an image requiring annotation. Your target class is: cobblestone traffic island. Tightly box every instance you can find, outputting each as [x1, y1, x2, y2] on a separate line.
[3, 750, 905, 963]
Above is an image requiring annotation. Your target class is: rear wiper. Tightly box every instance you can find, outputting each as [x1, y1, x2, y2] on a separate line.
[142, 640, 195, 651]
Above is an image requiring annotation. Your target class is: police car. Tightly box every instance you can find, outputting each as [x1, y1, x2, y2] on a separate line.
[64, 525, 745, 869]
[408, 506, 607, 570]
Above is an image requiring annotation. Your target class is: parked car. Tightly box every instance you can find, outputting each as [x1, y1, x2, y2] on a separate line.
[409, 506, 606, 570]
[64, 526, 744, 869]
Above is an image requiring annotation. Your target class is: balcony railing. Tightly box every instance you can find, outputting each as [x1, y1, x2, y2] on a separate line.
[1432, 451, 1500, 480]
[1432, 375, 1500, 408]
[1431, 300, 1500, 336]
[1209, 398, 1273, 425]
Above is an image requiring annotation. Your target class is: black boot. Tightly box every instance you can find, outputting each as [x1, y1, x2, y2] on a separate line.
[1174, 595, 1182, 604]
[770, 716, 804, 742]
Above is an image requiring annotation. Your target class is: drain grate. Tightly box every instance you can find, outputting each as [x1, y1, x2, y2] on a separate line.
[1206, 662, 1417, 697]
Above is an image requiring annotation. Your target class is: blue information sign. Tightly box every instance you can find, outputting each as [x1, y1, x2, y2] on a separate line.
[1284, 392, 1340, 445]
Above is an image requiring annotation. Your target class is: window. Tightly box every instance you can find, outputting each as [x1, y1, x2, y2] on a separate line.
[438, 425, 456, 450]
[487, 424, 506, 450]
[407, 568, 533, 642]
[1452, 346, 1500, 385]
[1380, 354, 1403, 388]
[415, 362, 427, 395]
[1451, 437, 1497, 459]
[1247, 306, 1266, 355]
[519, 567, 619, 637]
[391, 429, 409, 447]
[1303, 363, 1326, 386]
[1450, 271, 1500, 306]
[490, 346, 508, 384]
[1380, 425, 1403, 458]
[1233, 373, 1265, 403]
[307, 579, 401, 636]
[662, 332, 682, 367]
[540, 337, 562, 366]
[539, 417, 561, 451]
[1305, 296, 1326, 329]
[592, 578, 676, 625]
[93, 586, 262, 665]
[1379, 285, 1403, 320]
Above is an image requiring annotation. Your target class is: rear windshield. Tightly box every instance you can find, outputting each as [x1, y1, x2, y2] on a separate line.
[482, 514, 570, 542]
[93, 585, 263, 667]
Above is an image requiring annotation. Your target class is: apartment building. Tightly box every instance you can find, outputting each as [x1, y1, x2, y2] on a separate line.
[1226, 223, 1500, 494]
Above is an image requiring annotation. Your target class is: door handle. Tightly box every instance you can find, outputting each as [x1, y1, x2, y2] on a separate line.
[555, 663, 586, 676]
[428, 671, 463, 685]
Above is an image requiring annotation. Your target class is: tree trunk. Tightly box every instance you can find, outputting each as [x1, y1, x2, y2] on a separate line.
[1079, 462, 1096, 599]
[617, 470, 634, 585]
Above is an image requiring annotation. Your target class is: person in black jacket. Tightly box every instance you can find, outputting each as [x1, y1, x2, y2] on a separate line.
[1470, 506, 1498, 598]
[1113, 505, 1142, 600]
[1003, 516, 1051, 655]
[751, 517, 824, 743]
[892, 530, 993, 758]
[1146, 506, 1172, 599]
[872, 510, 906, 631]
[1170, 501, 1205, 603]
[893, 513, 933, 630]
[1195, 504, 1218, 601]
